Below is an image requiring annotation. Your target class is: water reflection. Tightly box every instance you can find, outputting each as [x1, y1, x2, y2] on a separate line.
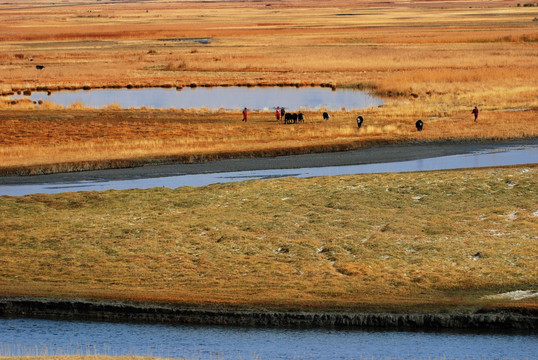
[0, 144, 535, 196]
[1, 318, 536, 360]
[11, 86, 384, 110]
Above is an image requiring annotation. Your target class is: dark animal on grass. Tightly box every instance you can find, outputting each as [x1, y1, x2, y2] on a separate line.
[323, 112, 330, 121]
[415, 120, 423, 131]
[35, 65, 45, 70]
[291, 113, 298, 123]
[284, 112, 293, 124]
[356, 115, 364, 128]
[298, 112, 304, 123]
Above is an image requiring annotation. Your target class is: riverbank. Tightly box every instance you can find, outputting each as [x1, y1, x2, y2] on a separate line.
[1, 297, 536, 331]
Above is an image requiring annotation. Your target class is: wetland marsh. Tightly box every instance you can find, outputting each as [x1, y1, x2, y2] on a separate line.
[0, 3, 537, 353]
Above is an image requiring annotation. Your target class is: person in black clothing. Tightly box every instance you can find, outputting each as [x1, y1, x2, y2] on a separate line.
[356, 115, 364, 128]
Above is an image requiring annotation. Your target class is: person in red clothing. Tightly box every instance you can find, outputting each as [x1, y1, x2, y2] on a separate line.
[275, 106, 281, 121]
[242, 107, 248, 122]
[472, 106, 479, 122]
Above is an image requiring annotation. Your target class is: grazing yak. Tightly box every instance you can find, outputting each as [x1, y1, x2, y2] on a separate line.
[291, 113, 298, 123]
[323, 112, 330, 121]
[356, 115, 364, 128]
[283, 112, 304, 124]
[284, 112, 299, 124]
[35, 65, 45, 70]
[415, 120, 424, 131]
[284, 112, 293, 124]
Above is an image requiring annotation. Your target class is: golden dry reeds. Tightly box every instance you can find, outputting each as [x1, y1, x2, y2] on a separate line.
[0, 1, 536, 99]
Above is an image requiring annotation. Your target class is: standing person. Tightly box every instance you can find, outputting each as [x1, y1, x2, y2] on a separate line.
[472, 106, 479, 122]
[275, 106, 281, 121]
[356, 115, 364, 129]
[280, 107, 285, 121]
[242, 107, 248, 122]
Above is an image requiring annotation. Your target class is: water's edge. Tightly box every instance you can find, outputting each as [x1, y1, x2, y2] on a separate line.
[0, 298, 536, 331]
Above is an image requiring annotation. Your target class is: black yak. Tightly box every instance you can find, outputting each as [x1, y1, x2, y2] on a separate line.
[35, 65, 45, 70]
[323, 112, 330, 121]
[415, 120, 424, 131]
[284, 112, 293, 124]
[291, 113, 298, 123]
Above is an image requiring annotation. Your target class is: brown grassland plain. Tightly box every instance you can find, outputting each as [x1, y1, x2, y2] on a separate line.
[1, 166, 537, 311]
[0, 0, 537, 173]
[0, 0, 537, 317]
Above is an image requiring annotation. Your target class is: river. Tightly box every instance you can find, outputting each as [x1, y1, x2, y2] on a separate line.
[0, 317, 536, 359]
[0, 141, 536, 196]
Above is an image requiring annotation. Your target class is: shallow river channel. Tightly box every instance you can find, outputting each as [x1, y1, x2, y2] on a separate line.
[1, 141, 536, 196]
[1, 317, 537, 360]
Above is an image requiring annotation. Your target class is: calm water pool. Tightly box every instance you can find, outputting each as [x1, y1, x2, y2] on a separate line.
[11, 86, 384, 110]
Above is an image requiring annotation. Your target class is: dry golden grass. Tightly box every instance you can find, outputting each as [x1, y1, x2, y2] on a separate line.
[0, 0, 536, 174]
[1, 0, 536, 97]
[0, 1, 536, 314]
[1, 166, 536, 312]
[0, 107, 536, 174]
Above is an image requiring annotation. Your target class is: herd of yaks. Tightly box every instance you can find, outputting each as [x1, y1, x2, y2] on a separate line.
[279, 109, 424, 131]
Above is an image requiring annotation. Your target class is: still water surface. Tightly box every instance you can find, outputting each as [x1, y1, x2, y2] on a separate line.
[11, 86, 384, 110]
[1, 317, 536, 360]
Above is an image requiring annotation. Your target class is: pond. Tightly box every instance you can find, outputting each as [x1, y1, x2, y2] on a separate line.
[10, 86, 384, 110]
[0, 317, 536, 360]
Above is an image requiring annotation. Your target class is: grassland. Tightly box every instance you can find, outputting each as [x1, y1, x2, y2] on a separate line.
[1, 108, 536, 175]
[0, 0, 536, 319]
[0, 0, 537, 174]
[1, 166, 537, 312]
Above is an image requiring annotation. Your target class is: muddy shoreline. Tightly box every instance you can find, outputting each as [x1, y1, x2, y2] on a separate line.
[0, 298, 536, 332]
